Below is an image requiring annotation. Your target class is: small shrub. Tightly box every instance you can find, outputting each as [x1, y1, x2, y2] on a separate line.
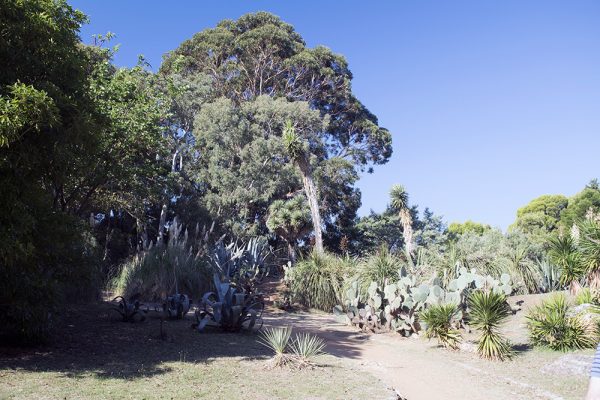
[287, 251, 348, 311]
[289, 332, 326, 368]
[575, 288, 594, 305]
[526, 293, 596, 351]
[420, 303, 462, 350]
[468, 291, 513, 360]
[259, 326, 293, 367]
[351, 245, 402, 299]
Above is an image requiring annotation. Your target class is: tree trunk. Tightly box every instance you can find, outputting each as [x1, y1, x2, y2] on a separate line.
[297, 159, 324, 254]
[400, 210, 414, 256]
[158, 204, 167, 245]
[287, 241, 297, 263]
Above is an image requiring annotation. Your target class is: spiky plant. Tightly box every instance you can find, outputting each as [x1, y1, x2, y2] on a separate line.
[468, 291, 513, 361]
[287, 251, 348, 311]
[354, 245, 401, 298]
[575, 287, 594, 305]
[579, 218, 600, 288]
[289, 332, 326, 368]
[258, 326, 293, 367]
[526, 293, 597, 351]
[548, 234, 584, 293]
[390, 184, 414, 256]
[420, 303, 462, 350]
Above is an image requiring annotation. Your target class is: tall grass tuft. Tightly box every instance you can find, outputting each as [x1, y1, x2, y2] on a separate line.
[468, 291, 513, 361]
[353, 245, 401, 298]
[287, 251, 349, 311]
[289, 332, 326, 368]
[526, 293, 597, 351]
[112, 220, 212, 301]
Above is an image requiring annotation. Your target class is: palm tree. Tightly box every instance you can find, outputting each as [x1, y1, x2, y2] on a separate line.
[283, 121, 324, 254]
[390, 184, 414, 256]
[548, 234, 584, 294]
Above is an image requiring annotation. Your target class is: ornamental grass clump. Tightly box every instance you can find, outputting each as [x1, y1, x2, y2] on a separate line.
[420, 303, 462, 350]
[468, 291, 513, 361]
[287, 251, 349, 311]
[259, 326, 293, 368]
[526, 293, 597, 351]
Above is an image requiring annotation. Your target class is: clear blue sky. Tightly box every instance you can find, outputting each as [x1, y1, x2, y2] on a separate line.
[71, 0, 600, 230]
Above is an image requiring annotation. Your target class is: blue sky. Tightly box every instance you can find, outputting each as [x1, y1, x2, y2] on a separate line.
[71, 1, 600, 229]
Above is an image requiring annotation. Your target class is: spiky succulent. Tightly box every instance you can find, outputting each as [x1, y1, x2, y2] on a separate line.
[420, 303, 462, 350]
[468, 291, 513, 360]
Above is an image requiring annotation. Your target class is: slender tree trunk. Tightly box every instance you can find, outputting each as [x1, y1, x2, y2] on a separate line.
[158, 204, 167, 244]
[297, 159, 324, 254]
[287, 241, 297, 263]
[400, 209, 414, 256]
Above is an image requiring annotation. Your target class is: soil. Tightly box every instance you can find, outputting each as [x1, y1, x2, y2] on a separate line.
[263, 288, 594, 400]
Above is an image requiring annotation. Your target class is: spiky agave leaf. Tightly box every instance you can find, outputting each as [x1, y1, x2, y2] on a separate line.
[468, 291, 513, 360]
[258, 326, 293, 368]
[420, 303, 462, 350]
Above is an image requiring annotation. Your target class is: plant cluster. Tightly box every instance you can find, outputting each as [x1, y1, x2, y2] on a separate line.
[258, 326, 326, 369]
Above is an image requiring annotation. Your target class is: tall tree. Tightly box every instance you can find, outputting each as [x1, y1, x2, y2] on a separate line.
[283, 120, 323, 253]
[390, 184, 414, 256]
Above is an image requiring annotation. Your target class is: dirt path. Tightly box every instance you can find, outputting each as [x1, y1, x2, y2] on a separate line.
[263, 300, 593, 400]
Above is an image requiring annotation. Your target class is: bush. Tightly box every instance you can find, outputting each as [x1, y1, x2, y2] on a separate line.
[526, 293, 597, 351]
[113, 221, 212, 301]
[353, 245, 401, 298]
[420, 303, 462, 349]
[468, 291, 513, 360]
[575, 288, 595, 305]
[287, 251, 349, 311]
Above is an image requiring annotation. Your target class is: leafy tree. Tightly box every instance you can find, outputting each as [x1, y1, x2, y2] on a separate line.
[509, 194, 568, 239]
[448, 220, 492, 238]
[560, 181, 600, 229]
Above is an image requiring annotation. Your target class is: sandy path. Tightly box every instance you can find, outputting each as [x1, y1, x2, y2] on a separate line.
[263, 309, 590, 400]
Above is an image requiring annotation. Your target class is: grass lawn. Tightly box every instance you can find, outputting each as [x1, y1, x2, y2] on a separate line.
[0, 304, 392, 400]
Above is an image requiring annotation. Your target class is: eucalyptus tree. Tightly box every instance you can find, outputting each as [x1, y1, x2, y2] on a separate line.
[160, 12, 393, 249]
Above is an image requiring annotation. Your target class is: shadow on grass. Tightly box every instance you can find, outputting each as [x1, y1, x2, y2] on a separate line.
[0, 302, 273, 380]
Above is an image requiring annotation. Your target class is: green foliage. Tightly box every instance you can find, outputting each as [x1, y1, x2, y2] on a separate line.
[113, 221, 212, 301]
[267, 195, 312, 261]
[468, 291, 513, 361]
[548, 234, 584, 288]
[578, 217, 600, 275]
[575, 288, 594, 305]
[560, 183, 600, 230]
[195, 274, 264, 332]
[287, 251, 349, 311]
[448, 220, 491, 237]
[526, 293, 596, 351]
[353, 245, 402, 297]
[510, 194, 568, 239]
[289, 332, 326, 365]
[259, 326, 292, 358]
[420, 303, 462, 349]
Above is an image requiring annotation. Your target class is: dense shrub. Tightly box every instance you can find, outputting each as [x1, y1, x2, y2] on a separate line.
[113, 222, 212, 301]
[526, 293, 597, 351]
[287, 251, 350, 311]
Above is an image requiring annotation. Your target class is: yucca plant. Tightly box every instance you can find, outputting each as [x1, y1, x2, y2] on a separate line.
[548, 234, 584, 294]
[353, 245, 401, 298]
[287, 251, 348, 311]
[468, 291, 513, 360]
[420, 303, 462, 350]
[579, 218, 600, 289]
[526, 293, 597, 351]
[289, 332, 326, 368]
[258, 326, 293, 368]
[575, 287, 595, 305]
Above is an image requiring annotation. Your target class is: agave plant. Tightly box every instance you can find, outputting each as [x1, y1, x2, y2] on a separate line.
[110, 296, 146, 322]
[468, 291, 513, 360]
[526, 293, 597, 351]
[420, 303, 462, 350]
[195, 274, 264, 332]
[162, 293, 191, 319]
